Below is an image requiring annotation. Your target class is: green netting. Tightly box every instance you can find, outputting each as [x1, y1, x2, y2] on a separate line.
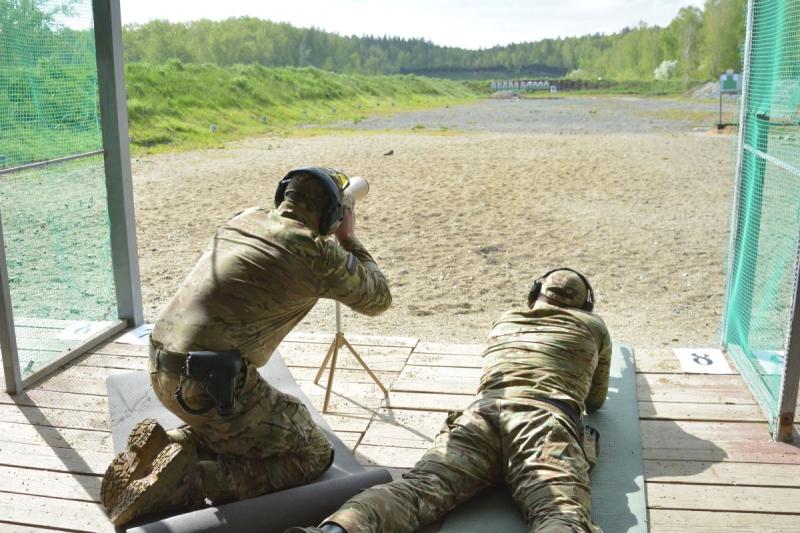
[0, 0, 102, 169]
[0, 1, 117, 379]
[724, 0, 800, 423]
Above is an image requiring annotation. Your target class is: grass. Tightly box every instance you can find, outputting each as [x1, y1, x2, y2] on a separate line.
[124, 62, 478, 154]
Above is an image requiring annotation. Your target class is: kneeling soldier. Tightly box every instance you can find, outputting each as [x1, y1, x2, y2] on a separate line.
[291, 268, 610, 533]
[101, 167, 392, 526]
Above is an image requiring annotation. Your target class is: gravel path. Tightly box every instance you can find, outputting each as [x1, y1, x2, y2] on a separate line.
[333, 95, 737, 135]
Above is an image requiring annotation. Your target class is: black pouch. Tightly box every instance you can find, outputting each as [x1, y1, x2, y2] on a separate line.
[176, 350, 243, 416]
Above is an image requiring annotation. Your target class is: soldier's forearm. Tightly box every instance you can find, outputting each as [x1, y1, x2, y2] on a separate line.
[346, 237, 383, 276]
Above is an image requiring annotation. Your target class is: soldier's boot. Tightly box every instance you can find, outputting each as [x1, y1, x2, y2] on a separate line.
[110, 442, 205, 527]
[100, 418, 171, 510]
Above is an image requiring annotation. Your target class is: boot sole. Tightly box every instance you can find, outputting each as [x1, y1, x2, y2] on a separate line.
[110, 443, 196, 527]
[101, 418, 169, 510]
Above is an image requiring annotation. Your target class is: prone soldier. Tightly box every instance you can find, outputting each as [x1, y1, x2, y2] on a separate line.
[290, 268, 610, 533]
[101, 167, 392, 526]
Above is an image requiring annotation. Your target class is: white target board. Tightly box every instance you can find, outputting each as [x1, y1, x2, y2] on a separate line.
[673, 348, 733, 374]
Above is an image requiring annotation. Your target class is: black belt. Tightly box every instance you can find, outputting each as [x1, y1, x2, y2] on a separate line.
[149, 343, 188, 374]
[535, 397, 583, 431]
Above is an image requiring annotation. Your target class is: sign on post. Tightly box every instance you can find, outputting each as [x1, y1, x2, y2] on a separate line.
[720, 70, 742, 94]
[718, 70, 742, 128]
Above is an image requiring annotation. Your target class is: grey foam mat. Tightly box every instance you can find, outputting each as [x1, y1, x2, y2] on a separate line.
[440, 343, 647, 533]
[107, 351, 391, 531]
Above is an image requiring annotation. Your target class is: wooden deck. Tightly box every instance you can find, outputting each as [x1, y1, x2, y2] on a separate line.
[1, 333, 799, 532]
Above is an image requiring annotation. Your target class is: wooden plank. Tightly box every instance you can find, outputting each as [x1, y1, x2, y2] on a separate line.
[285, 331, 418, 348]
[281, 342, 411, 372]
[0, 390, 108, 413]
[355, 444, 427, 469]
[360, 409, 445, 449]
[637, 374, 755, 404]
[391, 367, 759, 404]
[336, 430, 362, 451]
[0, 465, 100, 502]
[321, 414, 372, 433]
[634, 348, 737, 375]
[0, 404, 108, 432]
[638, 401, 765, 422]
[32, 365, 130, 396]
[0, 421, 112, 453]
[88, 342, 148, 357]
[406, 352, 482, 368]
[20, 321, 127, 388]
[392, 365, 481, 395]
[648, 509, 800, 531]
[76, 353, 148, 371]
[0, 491, 113, 532]
[290, 367, 399, 386]
[383, 391, 474, 412]
[641, 420, 800, 463]
[296, 382, 386, 415]
[645, 460, 800, 487]
[0, 441, 111, 476]
[648, 483, 800, 513]
[414, 342, 484, 355]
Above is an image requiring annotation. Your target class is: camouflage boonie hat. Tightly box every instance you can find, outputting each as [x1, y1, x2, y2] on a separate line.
[540, 269, 589, 308]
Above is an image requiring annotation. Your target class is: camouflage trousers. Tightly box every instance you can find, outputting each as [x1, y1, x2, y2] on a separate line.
[325, 395, 599, 533]
[150, 348, 333, 504]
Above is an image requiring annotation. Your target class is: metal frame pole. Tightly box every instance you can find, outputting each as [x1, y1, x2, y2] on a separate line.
[92, 0, 143, 326]
[0, 214, 22, 394]
[776, 238, 800, 442]
[721, 0, 756, 344]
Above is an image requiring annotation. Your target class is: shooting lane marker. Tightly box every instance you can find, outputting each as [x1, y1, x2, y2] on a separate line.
[673, 348, 733, 374]
[114, 323, 154, 345]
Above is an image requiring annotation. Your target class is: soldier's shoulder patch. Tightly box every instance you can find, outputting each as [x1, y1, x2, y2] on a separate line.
[346, 253, 358, 275]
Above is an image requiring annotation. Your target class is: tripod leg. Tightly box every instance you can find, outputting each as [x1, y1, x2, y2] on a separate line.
[342, 337, 388, 395]
[322, 335, 342, 413]
[314, 337, 337, 385]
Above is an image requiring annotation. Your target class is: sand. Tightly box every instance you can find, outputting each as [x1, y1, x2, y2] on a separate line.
[132, 97, 736, 351]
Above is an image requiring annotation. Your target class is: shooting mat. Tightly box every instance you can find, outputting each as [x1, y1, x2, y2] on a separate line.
[439, 343, 647, 532]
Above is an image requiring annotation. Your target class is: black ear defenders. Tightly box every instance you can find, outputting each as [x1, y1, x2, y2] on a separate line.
[274, 167, 345, 235]
[527, 267, 595, 312]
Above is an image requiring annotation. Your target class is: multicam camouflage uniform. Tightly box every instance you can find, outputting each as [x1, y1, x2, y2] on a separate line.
[102, 171, 392, 524]
[316, 271, 611, 533]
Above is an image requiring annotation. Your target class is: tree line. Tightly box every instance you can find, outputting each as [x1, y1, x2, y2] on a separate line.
[122, 0, 747, 80]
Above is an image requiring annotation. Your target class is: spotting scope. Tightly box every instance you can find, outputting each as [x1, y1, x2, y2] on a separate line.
[343, 176, 369, 208]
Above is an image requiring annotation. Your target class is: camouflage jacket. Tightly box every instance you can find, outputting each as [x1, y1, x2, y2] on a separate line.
[478, 302, 612, 413]
[151, 207, 392, 367]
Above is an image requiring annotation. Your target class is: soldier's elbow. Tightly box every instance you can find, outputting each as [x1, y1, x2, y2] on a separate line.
[364, 290, 392, 317]
[586, 396, 606, 412]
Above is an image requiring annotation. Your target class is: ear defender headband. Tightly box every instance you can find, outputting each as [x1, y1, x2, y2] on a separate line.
[527, 267, 595, 312]
[274, 167, 346, 235]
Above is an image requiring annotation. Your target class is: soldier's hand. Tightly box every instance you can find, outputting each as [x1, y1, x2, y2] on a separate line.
[335, 207, 355, 250]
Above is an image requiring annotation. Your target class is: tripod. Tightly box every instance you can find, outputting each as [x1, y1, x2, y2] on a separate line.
[314, 302, 388, 413]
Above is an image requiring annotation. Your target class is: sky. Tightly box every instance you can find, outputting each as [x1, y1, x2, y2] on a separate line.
[119, 0, 707, 50]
